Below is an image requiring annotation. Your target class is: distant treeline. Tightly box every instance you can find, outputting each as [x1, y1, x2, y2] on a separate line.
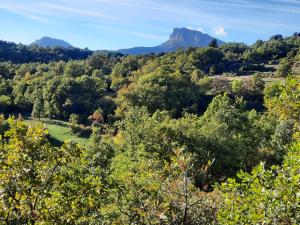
[0, 41, 95, 63]
[1, 33, 300, 64]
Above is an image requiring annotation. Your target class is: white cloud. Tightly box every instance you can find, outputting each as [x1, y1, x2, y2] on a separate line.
[213, 26, 227, 36]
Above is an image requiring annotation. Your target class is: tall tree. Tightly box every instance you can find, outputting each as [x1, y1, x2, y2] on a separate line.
[31, 97, 43, 120]
[209, 39, 218, 48]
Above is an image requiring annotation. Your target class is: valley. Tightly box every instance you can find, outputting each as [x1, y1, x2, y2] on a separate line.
[0, 0, 299, 223]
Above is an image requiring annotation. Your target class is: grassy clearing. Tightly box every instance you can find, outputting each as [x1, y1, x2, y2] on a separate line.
[24, 118, 89, 146]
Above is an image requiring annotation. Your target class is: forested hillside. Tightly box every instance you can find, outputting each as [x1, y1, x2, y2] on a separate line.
[0, 33, 299, 224]
[0, 40, 94, 64]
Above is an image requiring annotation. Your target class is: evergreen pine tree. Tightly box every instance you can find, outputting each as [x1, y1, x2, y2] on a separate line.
[31, 97, 43, 120]
[209, 39, 218, 48]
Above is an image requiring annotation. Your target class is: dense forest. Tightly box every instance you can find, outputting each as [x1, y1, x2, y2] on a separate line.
[0, 33, 300, 224]
[0, 41, 94, 64]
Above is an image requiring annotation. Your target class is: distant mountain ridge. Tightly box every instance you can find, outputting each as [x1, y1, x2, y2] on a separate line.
[31, 36, 73, 48]
[118, 28, 224, 55]
[29, 28, 224, 53]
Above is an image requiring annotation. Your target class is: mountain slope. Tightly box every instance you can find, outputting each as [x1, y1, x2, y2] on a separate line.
[31, 36, 73, 48]
[119, 28, 224, 55]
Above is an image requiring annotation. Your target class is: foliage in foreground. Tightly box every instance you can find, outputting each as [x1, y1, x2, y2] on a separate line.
[0, 115, 299, 224]
[0, 117, 219, 224]
[218, 142, 300, 225]
[0, 75, 299, 224]
[0, 117, 103, 224]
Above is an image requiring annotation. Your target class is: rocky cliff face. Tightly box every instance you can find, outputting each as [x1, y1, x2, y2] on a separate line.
[31, 37, 73, 48]
[119, 27, 224, 55]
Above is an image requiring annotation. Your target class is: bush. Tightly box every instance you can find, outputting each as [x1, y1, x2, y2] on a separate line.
[231, 80, 244, 95]
[276, 58, 292, 77]
[218, 142, 300, 225]
[251, 73, 265, 93]
[69, 113, 80, 134]
[0, 95, 12, 113]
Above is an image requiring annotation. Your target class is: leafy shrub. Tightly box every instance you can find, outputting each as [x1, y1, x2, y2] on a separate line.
[276, 57, 292, 77]
[218, 142, 300, 225]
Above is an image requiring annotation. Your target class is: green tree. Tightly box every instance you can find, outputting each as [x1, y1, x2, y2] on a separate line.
[209, 39, 218, 48]
[220, 42, 249, 61]
[31, 97, 43, 119]
[118, 72, 200, 117]
[194, 94, 265, 180]
[64, 60, 86, 77]
[0, 95, 12, 113]
[0, 118, 53, 224]
[231, 80, 244, 95]
[108, 145, 219, 224]
[251, 73, 265, 92]
[276, 57, 292, 77]
[12, 80, 32, 112]
[110, 56, 139, 90]
[0, 118, 104, 224]
[87, 53, 114, 75]
[189, 47, 224, 74]
[271, 120, 295, 163]
[69, 113, 80, 134]
[218, 142, 300, 225]
[264, 77, 300, 127]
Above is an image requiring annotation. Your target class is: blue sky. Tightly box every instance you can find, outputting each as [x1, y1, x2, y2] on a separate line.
[0, 0, 299, 50]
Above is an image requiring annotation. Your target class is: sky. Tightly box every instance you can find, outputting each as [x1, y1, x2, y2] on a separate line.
[0, 0, 299, 50]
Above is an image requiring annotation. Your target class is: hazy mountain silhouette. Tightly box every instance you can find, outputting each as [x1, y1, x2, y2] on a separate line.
[118, 28, 224, 55]
[31, 36, 73, 48]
